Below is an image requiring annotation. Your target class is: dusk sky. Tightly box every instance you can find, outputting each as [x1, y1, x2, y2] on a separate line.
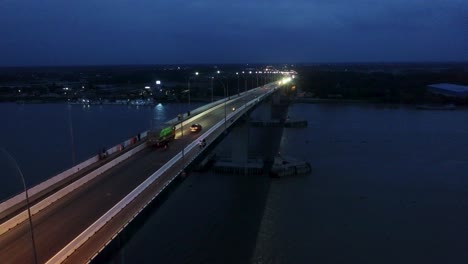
[1, 0, 467, 66]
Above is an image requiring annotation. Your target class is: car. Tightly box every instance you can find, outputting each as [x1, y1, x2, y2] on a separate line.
[190, 123, 202, 132]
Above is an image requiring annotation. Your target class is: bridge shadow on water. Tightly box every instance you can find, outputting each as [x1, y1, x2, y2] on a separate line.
[94, 172, 271, 264]
[93, 99, 288, 264]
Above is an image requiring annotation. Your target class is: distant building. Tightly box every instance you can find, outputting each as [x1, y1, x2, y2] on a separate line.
[427, 83, 468, 97]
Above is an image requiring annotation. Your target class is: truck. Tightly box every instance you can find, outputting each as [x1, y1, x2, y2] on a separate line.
[148, 126, 176, 147]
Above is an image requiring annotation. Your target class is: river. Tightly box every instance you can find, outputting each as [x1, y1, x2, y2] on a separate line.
[1, 102, 467, 263]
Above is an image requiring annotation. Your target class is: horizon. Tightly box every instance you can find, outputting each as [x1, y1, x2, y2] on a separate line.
[1, 60, 467, 69]
[1, 1, 467, 66]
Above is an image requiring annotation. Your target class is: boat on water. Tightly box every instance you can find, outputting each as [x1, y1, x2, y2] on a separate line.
[416, 104, 456, 110]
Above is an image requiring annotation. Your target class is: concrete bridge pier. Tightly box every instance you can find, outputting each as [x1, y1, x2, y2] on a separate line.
[231, 122, 248, 165]
[213, 91, 287, 174]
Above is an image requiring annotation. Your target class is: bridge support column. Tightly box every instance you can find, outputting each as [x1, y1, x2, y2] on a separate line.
[272, 91, 281, 105]
[231, 122, 249, 165]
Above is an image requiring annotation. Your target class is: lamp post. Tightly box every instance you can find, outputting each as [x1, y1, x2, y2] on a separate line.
[209, 76, 213, 102]
[242, 71, 247, 92]
[67, 104, 76, 166]
[249, 71, 253, 89]
[181, 114, 184, 158]
[236, 72, 240, 95]
[1, 148, 38, 264]
[187, 71, 199, 107]
[256, 71, 259, 87]
[215, 77, 228, 130]
[173, 96, 185, 158]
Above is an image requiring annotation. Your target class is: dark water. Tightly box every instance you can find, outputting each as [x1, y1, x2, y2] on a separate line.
[105, 103, 468, 264]
[0, 102, 200, 201]
[2, 103, 467, 263]
[253, 104, 468, 264]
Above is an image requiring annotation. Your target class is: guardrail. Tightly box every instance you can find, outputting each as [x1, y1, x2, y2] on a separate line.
[0, 131, 149, 222]
[164, 85, 262, 126]
[169, 86, 265, 131]
[46, 86, 277, 264]
[0, 140, 148, 237]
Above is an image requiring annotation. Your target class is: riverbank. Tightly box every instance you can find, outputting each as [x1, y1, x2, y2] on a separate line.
[6, 97, 218, 105]
[294, 97, 373, 104]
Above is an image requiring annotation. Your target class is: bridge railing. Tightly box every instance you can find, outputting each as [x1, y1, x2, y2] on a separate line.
[0, 130, 149, 223]
[46, 85, 277, 264]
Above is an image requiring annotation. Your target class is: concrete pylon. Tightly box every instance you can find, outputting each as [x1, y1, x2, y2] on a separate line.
[231, 122, 249, 164]
[251, 98, 272, 121]
[272, 90, 281, 105]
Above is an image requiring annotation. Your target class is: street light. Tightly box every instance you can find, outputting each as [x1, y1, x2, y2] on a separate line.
[67, 104, 76, 166]
[210, 76, 214, 102]
[215, 78, 228, 130]
[1, 148, 38, 264]
[236, 72, 239, 95]
[255, 71, 259, 87]
[187, 72, 199, 106]
[242, 72, 247, 92]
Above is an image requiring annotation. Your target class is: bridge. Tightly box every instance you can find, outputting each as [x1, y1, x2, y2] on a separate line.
[0, 78, 294, 263]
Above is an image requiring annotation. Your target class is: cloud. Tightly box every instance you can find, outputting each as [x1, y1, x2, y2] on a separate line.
[0, 0, 467, 65]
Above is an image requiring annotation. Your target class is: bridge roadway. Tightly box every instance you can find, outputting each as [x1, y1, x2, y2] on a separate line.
[0, 86, 273, 264]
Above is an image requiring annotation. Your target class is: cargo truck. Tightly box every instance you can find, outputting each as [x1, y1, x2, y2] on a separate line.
[148, 126, 176, 147]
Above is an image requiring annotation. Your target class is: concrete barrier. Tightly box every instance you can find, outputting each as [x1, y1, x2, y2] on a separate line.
[45, 149, 185, 264]
[0, 130, 150, 222]
[164, 85, 263, 125]
[0, 132, 149, 236]
[0, 155, 99, 221]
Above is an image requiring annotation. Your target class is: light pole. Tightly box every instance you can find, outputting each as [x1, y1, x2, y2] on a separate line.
[225, 82, 229, 129]
[67, 104, 76, 166]
[173, 96, 185, 158]
[236, 72, 239, 95]
[256, 71, 259, 87]
[215, 77, 228, 130]
[187, 71, 199, 107]
[216, 70, 221, 101]
[249, 71, 253, 89]
[242, 71, 247, 92]
[181, 114, 184, 158]
[1, 148, 38, 264]
[210, 76, 214, 102]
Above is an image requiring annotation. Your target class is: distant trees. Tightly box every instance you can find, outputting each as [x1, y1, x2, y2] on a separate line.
[296, 67, 468, 104]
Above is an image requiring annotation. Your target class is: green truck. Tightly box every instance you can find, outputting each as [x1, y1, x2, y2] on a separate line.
[148, 126, 176, 147]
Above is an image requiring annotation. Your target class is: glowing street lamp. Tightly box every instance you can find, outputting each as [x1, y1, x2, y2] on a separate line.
[236, 72, 240, 95]
[1, 148, 38, 264]
[187, 72, 199, 106]
[243, 71, 247, 92]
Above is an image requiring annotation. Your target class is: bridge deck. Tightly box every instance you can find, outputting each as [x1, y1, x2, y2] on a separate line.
[0, 87, 273, 264]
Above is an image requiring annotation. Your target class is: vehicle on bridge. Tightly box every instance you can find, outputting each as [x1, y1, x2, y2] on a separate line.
[148, 126, 176, 147]
[190, 123, 202, 133]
